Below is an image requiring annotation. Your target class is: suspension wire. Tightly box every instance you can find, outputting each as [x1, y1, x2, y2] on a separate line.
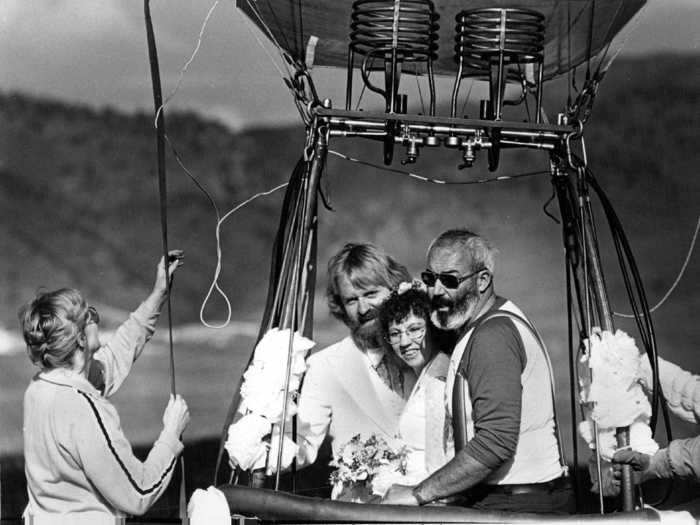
[143, 2, 187, 522]
[585, 167, 676, 506]
[614, 216, 699, 318]
[259, 0, 293, 53]
[590, 4, 619, 78]
[567, 1, 572, 109]
[236, 0, 318, 124]
[239, 0, 296, 79]
[585, 1, 596, 82]
[237, 6, 292, 82]
[297, 0, 305, 63]
[354, 57, 376, 111]
[413, 62, 426, 115]
[460, 79, 476, 119]
[154, 0, 220, 125]
[328, 150, 550, 185]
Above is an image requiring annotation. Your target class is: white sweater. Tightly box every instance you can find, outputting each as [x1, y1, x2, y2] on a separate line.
[23, 296, 182, 524]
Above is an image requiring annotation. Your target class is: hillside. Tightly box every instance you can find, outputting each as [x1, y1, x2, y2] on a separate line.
[0, 53, 698, 519]
[0, 55, 697, 336]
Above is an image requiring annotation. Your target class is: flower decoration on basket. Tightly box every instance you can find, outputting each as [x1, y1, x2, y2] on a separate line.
[329, 433, 408, 502]
[225, 327, 315, 474]
[578, 328, 659, 461]
[397, 279, 427, 295]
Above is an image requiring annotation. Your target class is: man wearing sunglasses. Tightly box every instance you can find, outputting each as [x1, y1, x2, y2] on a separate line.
[382, 229, 573, 514]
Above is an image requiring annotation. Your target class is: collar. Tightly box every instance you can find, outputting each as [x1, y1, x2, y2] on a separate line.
[364, 346, 386, 367]
[37, 367, 102, 396]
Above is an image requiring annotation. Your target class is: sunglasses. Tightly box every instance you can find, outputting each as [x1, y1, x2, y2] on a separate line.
[421, 268, 486, 289]
[86, 306, 100, 326]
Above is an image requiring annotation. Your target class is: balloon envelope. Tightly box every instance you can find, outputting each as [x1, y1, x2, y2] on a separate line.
[237, 0, 646, 81]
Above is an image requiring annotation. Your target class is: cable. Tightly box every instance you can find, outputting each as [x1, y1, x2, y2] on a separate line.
[154, 0, 220, 126]
[328, 149, 550, 185]
[165, 135, 289, 329]
[200, 181, 290, 329]
[614, 216, 699, 319]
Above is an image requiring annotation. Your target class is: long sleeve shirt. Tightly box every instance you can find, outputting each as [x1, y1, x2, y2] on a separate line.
[652, 436, 700, 481]
[23, 295, 180, 524]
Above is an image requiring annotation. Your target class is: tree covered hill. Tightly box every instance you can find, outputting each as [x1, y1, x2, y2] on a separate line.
[0, 54, 697, 361]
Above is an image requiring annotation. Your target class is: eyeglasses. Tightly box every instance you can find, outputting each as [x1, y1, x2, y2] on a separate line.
[386, 324, 426, 345]
[421, 268, 486, 289]
[86, 306, 100, 326]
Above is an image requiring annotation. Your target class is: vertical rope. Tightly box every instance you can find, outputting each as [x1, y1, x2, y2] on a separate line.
[144, 2, 187, 521]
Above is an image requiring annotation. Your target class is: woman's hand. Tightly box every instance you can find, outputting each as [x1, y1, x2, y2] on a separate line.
[153, 250, 184, 294]
[162, 394, 190, 438]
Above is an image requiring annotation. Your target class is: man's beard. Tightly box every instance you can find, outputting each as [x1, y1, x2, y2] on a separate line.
[430, 288, 479, 331]
[349, 310, 383, 349]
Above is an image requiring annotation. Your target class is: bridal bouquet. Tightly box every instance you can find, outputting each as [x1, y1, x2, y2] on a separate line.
[578, 328, 658, 460]
[330, 433, 408, 502]
[225, 328, 314, 473]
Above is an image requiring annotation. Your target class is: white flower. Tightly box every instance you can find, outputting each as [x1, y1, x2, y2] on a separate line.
[230, 328, 314, 471]
[397, 279, 427, 295]
[253, 327, 314, 369]
[578, 328, 660, 460]
[225, 414, 271, 471]
[629, 420, 659, 456]
[188, 486, 231, 525]
[580, 328, 651, 427]
[239, 388, 298, 423]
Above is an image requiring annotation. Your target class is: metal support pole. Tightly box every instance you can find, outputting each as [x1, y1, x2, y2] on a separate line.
[576, 168, 634, 512]
[273, 118, 327, 490]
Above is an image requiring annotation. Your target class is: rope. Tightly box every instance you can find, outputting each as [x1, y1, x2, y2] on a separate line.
[154, 0, 221, 126]
[164, 134, 290, 329]
[144, 0, 176, 396]
[328, 149, 550, 185]
[614, 216, 699, 318]
[143, 3, 187, 522]
[201, 182, 290, 329]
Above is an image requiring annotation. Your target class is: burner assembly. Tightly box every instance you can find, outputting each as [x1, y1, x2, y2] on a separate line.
[331, 2, 561, 169]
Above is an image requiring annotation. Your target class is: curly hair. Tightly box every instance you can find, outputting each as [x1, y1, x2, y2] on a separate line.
[18, 288, 90, 370]
[378, 287, 432, 340]
[326, 243, 410, 324]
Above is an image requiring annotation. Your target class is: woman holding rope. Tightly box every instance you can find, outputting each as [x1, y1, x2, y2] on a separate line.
[20, 250, 189, 524]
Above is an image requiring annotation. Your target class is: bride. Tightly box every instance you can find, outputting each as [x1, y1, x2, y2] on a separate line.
[328, 280, 454, 502]
[335, 281, 454, 499]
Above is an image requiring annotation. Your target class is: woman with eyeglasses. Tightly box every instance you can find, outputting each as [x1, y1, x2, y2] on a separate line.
[19, 251, 190, 524]
[376, 281, 453, 490]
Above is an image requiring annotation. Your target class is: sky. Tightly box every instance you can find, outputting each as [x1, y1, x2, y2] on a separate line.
[0, 0, 698, 130]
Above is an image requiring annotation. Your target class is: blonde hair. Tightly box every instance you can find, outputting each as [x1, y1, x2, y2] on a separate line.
[326, 243, 410, 324]
[19, 288, 89, 370]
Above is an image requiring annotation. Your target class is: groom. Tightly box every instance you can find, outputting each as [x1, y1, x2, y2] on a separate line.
[293, 242, 415, 468]
[382, 229, 573, 514]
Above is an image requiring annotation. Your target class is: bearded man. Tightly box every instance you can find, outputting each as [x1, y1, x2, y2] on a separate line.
[293, 242, 415, 468]
[382, 229, 574, 514]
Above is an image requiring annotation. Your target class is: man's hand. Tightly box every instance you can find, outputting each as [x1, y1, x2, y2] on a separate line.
[154, 250, 184, 294]
[588, 456, 620, 497]
[380, 484, 419, 505]
[612, 449, 654, 483]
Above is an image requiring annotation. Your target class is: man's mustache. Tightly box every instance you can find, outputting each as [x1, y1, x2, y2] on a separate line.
[431, 296, 453, 310]
[358, 310, 378, 324]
